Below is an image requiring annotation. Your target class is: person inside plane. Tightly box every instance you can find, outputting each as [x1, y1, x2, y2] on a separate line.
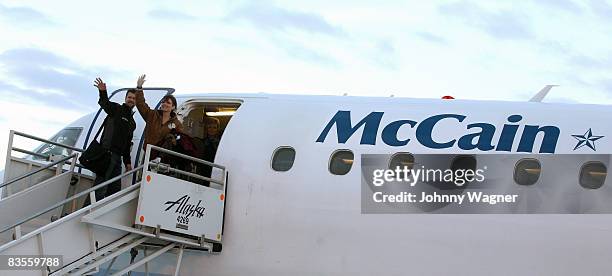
[83, 78, 136, 207]
[133, 75, 183, 156]
[202, 117, 221, 162]
[191, 116, 221, 185]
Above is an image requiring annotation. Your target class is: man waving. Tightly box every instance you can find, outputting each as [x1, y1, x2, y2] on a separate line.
[83, 78, 136, 206]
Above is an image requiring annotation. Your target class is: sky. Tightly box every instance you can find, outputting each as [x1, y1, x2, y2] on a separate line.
[1, 0, 612, 167]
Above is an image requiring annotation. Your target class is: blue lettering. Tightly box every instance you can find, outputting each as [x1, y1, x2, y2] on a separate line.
[496, 115, 522, 152]
[517, 125, 560, 153]
[317, 111, 560, 153]
[381, 120, 417, 146]
[316, 111, 383, 145]
[416, 114, 466, 149]
[457, 123, 495, 150]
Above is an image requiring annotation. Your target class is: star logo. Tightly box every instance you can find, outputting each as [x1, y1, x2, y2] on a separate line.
[572, 128, 604, 151]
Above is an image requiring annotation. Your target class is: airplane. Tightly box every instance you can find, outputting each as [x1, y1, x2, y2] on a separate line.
[1, 85, 611, 275]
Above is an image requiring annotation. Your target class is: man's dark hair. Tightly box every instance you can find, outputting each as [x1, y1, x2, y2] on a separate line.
[126, 89, 137, 97]
[161, 95, 177, 108]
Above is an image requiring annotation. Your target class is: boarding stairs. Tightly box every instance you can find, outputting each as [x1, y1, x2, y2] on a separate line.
[0, 131, 228, 275]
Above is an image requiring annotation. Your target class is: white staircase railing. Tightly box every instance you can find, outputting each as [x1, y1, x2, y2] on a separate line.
[0, 131, 85, 246]
[2, 130, 85, 198]
[0, 139, 228, 276]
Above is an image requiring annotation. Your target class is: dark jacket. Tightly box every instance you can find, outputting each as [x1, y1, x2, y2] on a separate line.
[202, 136, 220, 162]
[98, 89, 136, 166]
[134, 89, 183, 150]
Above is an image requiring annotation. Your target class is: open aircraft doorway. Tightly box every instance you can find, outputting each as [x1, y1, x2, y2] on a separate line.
[178, 100, 241, 187]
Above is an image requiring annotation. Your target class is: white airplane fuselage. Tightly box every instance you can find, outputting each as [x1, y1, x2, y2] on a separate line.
[39, 94, 612, 275]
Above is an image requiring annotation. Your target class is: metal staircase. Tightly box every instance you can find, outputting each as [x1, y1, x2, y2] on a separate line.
[0, 132, 228, 276]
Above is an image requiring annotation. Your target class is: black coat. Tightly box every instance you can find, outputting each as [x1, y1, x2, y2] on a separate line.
[98, 90, 136, 166]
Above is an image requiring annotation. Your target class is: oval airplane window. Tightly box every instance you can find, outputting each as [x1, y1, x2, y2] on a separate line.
[329, 150, 354, 175]
[514, 158, 541, 186]
[450, 155, 476, 186]
[388, 153, 415, 170]
[388, 153, 414, 179]
[451, 155, 476, 170]
[579, 161, 607, 189]
[271, 147, 296, 172]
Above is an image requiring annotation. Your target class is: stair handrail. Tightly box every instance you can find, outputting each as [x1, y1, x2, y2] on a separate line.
[0, 153, 78, 189]
[11, 130, 84, 153]
[0, 164, 144, 234]
[145, 144, 226, 187]
[4, 130, 85, 185]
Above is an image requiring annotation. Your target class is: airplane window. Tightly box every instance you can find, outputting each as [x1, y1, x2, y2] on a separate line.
[388, 152, 414, 179]
[329, 150, 354, 175]
[32, 127, 83, 160]
[579, 162, 607, 189]
[514, 159, 541, 186]
[271, 147, 296, 172]
[450, 155, 476, 185]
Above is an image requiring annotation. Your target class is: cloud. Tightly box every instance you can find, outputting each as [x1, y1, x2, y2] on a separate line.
[538, 40, 572, 55]
[0, 3, 54, 26]
[598, 78, 612, 94]
[439, 1, 533, 40]
[227, 2, 345, 37]
[0, 48, 124, 111]
[377, 40, 395, 54]
[372, 39, 398, 70]
[147, 9, 197, 21]
[221, 2, 343, 66]
[534, 0, 583, 14]
[589, 0, 612, 19]
[414, 32, 449, 45]
[567, 55, 611, 68]
[271, 37, 338, 66]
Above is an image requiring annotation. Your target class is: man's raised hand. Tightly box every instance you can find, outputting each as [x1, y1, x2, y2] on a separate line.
[94, 78, 106, 91]
[137, 74, 146, 88]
